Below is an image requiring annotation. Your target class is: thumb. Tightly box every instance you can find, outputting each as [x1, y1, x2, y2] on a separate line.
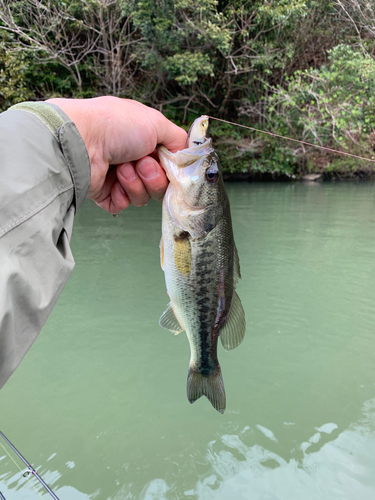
[155, 113, 187, 153]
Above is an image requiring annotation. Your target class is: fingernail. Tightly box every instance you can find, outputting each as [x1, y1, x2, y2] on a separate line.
[120, 163, 137, 181]
[138, 159, 157, 179]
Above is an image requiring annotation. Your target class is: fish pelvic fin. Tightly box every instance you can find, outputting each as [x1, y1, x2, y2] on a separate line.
[159, 302, 184, 335]
[187, 365, 226, 414]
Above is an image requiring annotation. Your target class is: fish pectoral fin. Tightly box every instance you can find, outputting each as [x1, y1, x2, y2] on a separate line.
[159, 303, 184, 335]
[233, 244, 241, 286]
[160, 236, 165, 271]
[220, 292, 246, 351]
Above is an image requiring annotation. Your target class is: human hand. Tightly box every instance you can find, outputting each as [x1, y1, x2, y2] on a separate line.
[47, 97, 187, 213]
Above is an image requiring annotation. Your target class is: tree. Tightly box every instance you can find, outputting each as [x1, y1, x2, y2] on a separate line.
[0, 0, 140, 96]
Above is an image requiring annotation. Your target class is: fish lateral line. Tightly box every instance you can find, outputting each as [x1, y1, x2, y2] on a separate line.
[213, 269, 227, 342]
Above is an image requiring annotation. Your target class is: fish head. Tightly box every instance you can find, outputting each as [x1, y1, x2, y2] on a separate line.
[158, 116, 228, 239]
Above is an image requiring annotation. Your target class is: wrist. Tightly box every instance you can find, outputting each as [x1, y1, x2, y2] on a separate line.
[46, 97, 109, 197]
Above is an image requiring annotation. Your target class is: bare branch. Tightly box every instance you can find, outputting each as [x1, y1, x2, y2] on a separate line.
[0, 0, 141, 95]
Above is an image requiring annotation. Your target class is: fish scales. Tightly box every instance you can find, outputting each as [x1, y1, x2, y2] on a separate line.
[158, 116, 245, 414]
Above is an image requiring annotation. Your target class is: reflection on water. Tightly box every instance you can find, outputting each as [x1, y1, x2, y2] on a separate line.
[2, 395, 375, 500]
[140, 398, 375, 500]
[1, 183, 375, 499]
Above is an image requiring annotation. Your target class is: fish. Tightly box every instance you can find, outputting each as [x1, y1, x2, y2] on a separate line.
[158, 115, 245, 414]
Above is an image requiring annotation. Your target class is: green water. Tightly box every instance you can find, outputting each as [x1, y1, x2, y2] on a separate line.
[1, 182, 375, 499]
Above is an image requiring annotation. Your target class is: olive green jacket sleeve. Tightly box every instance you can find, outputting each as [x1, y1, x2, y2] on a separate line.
[0, 102, 91, 389]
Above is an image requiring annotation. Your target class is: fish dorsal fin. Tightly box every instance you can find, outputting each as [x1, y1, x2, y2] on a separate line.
[160, 236, 165, 271]
[220, 292, 245, 351]
[159, 303, 184, 335]
[233, 245, 241, 286]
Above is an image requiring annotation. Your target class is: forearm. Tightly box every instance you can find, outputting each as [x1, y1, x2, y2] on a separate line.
[0, 102, 90, 388]
[0, 96, 186, 388]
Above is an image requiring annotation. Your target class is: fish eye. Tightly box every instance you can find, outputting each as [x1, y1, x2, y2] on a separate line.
[206, 168, 219, 183]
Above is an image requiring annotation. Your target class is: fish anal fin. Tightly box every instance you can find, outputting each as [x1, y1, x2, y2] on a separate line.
[233, 244, 241, 285]
[187, 365, 226, 414]
[220, 292, 245, 351]
[159, 302, 183, 335]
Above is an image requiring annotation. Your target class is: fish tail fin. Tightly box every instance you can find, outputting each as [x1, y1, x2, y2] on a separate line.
[187, 365, 226, 414]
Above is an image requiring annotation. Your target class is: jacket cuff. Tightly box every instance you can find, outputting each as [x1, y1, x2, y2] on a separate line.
[9, 101, 91, 210]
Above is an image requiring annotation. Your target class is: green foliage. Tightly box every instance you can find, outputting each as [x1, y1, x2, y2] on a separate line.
[249, 140, 298, 176]
[209, 121, 255, 174]
[250, 44, 375, 175]
[275, 44, 375, 138]
[0, 34, 34, 109]
[0, 0, 374, 176]
[131, 0, 231, 95]
[164, 52, 214, 85]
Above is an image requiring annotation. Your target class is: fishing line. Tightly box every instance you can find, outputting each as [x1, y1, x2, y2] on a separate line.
[207, 116, 375, 165]
[0, 431, 60, 500]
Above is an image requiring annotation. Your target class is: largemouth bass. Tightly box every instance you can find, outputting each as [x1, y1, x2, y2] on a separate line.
[158, 116, 245, 414]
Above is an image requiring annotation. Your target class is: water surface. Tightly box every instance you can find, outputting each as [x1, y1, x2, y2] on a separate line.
[1, 182, 375, 499]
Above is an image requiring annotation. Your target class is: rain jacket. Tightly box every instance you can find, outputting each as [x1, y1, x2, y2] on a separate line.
[0, 102, 91, 389]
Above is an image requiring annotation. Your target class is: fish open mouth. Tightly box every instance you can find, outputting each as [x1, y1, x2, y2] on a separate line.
[186, 115, 210, 148]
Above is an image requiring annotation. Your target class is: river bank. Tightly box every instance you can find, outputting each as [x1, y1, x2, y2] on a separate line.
[212, 123, 375, 182]
[223, 170, 375, 182]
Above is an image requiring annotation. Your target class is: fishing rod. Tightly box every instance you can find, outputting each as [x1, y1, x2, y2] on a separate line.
[0, 430, 60, 500]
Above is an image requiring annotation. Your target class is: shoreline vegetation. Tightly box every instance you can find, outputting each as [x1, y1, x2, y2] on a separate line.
[1, 0, 375, 179]
[223, 171, 375, 182]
